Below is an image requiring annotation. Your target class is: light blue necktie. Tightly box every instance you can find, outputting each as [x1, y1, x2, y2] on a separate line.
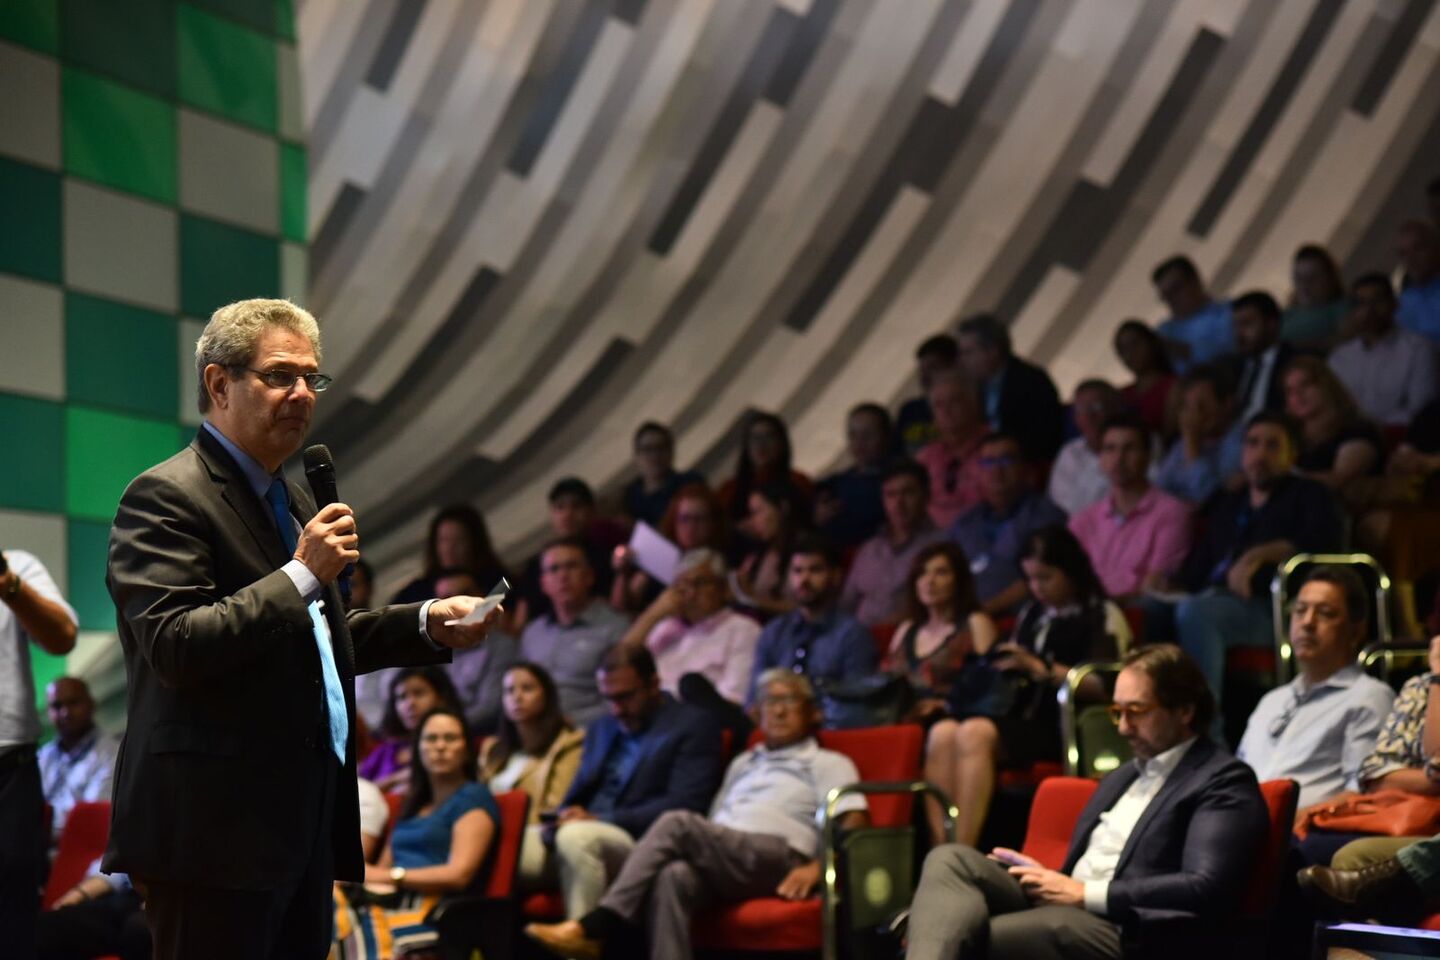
[265, 478, 349, 763]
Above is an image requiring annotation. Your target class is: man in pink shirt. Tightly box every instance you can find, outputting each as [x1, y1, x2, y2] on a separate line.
[1069, 413, 1192, 600]
[916, 371, 987, 528]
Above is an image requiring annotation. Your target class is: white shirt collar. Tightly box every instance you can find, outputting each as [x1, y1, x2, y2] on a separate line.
[1135, 735, 1197, 779]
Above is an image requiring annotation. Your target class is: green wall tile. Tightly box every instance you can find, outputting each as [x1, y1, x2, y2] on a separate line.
[61, 0, 175, 98]
[280, 142, 306, 243]
[66, 517, 114, 631]
[0, 392, 64, 512]
[0, 0, 59, 55]
[64, 67, 177, 204]
[181, 214, 279, 317]
[66, 292, 179, 419]
[188, 0, 274, 37]
[275, 0, 295, 42]
[0, 157, 61, 283]
[65, 406, 184, 521]
[178, 4, 277, 133]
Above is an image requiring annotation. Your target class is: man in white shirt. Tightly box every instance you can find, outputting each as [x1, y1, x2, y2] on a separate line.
[1329, 273, 1438, 427]
[904, 644, 1268, 960]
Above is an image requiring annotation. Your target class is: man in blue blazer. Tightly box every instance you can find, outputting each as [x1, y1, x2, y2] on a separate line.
[905, 644, 1268, 960]
[532, 644, 722, 919]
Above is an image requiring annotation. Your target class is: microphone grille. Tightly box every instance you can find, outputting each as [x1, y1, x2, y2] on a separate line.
[303, 443, 334, 474]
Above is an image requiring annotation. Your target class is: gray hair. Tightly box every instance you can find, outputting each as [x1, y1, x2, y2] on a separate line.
[755, 668, 816, 706]
[194, 299, 322, 414]
[676, 548, 726, 580]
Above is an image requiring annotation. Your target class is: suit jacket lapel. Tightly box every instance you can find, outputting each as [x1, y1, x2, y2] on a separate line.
[1063, 765, 1138, 874]
[1112, 739, 1212, 876]
[193, 432, 291, 571]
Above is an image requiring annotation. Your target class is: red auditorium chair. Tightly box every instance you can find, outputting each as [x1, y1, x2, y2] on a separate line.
[429, 789, 530, 957]
[43, 800, 112, 910]
[1018, 776, 1095, 869]
[869, 623, 897, 661]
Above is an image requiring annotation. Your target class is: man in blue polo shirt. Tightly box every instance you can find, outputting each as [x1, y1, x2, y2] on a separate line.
[1153, 255, 1233, 370]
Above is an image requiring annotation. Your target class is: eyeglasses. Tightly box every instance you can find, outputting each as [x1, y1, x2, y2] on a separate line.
[420, 732, 465, 745]
[1107, 702, 1157, 725]
[237, 367, 333, 392]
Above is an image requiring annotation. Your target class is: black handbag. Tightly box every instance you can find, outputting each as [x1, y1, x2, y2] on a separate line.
[946, 654, 1045, 721]
[815, 674, 914, 729]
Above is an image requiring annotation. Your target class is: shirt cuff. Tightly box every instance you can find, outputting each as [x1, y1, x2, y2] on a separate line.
[419, 599, 442, 650]
[282, 559, 323, 603]
[1083, 880, 1110, 915]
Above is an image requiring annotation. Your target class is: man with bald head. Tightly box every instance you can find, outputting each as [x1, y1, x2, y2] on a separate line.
[38, 677, 119, 851]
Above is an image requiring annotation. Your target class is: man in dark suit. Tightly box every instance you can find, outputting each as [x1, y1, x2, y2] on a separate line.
[103, 299, 499, 960]
[1225, 290, 1297, 423]
[956, 313, 1065, 462]
[529, 644, 722, 920]
[904, 644, 1268, 960]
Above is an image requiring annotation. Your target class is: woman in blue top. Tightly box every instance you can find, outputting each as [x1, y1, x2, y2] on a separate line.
[333, 707, 500, 960]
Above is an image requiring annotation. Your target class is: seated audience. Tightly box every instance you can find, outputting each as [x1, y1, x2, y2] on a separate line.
[1113, 319, 1177, 436]
[525, 669, 869, 960]
[626, 548, 761, 703]
[897, 333, 960, 454]
[1281, 244, 1352, 352]
[620, 421, 703, 528]
[612, 482, 727, 615]
[883, 542, 999, 840]
[520, 538, 631, 727]
[917, 370, 988, 528]
[814, 402, 890, 547]
[903, 644, 1268, 960]
[1048, 379, 1125, 515]
[480, 663, 585, 879]
[525, 645, 722, 919]
[1328, 272, 1437, 427]
[1397, 218, 1440, 342]
[1153, 254, 1235, 369]
[437, 567, 520, 736]
[717, 411, 813, 527]
[731, 484, 801, 618]
[332, 708, 500, 960]
[358, 776, 390, 862]
[38, 676, 118, 851]
[38, 868, 148, 960]
[517, 479, 625, 626]
[957, 312, 1065, 462]
[1069, 414, 1192, 600]
[391, 503, 509, 605]
[1283, 355, 1384, 496]
[1298, 832, 1440, 926]
[1154, 366, 1237, 505]
[841, 458, 946, 626]
[1227, 290, 1298, 426]
[359, 666, 464, 793]
[1146, 411, 1344, 713]
[747, 534, 878, 706]
[950, 432, 1065, 615]
[1235, 566, 1393, 812]
[346, 557, 374, 611]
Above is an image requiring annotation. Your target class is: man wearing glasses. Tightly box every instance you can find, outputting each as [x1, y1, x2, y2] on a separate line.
[1238, 566, 1393, 819]
[103, 299, 499, 960]
[904, 644, 1267, 960]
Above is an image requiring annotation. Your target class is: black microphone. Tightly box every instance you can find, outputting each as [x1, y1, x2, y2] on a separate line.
[303, 443, 351, 604]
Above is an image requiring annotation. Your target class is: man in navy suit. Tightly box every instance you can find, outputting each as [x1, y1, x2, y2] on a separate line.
[904, 644, 1268, 960]
[526, 644, 722, 919]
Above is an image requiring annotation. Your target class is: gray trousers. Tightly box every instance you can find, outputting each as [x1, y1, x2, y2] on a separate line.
[597, 810, 800, 960]
[905, 845, 1121, 960]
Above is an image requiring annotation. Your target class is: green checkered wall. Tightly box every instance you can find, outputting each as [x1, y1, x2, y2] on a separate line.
[0, 0, 306, 709]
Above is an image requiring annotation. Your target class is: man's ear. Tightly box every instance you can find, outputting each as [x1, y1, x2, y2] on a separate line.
[202, 363, 230, 410]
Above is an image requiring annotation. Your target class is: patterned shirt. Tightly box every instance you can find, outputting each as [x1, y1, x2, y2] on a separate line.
[39, 726, 119, 845]
[1359, 673, 1438, 787]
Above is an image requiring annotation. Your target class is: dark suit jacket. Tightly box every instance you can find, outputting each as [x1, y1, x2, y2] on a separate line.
[102, 429, 449, 890]
[562, 694, 722, 838]
[1061, 737, 1268, 954]
[993, 357, 1065, 462]
[1221, 342, 1300, 416]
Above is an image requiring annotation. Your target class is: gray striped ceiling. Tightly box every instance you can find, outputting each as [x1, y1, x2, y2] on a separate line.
[294, 0, 1440, 591]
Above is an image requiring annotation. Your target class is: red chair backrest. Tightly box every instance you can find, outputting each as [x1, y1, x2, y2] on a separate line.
[1020, 777, 1097, 870]
[870, 624, 897, 661]
[1244, 779, 1298, 917]
[43, 801, 112, 909]
[743, 725, 924, 826]
[482, 790, 530, 898]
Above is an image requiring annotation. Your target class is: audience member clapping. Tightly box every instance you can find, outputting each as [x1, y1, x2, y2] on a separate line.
[1113, 319, 1176, 436]
[1283, 354, 1383, 497]
[956, 313, 1065, 462]
[1281, 244, 1351, 352]
[746, 534, 877, 707]
[840, 458, 946, 626]
[916, 371, 987, 528]
[949, 432, 1065, 615]
[1328, 272, 1437, 427]
[1396, 219, 1440, 342]
[1068, 414, 1192, 601]
[360, 666, 463, 794]
[620, 422, 702, 528]
[520, 538, 631, 727]
[38, 676, 119, 853]
[1154, 366, 1237, 505]
[390, 503, 508, 604]
[813, 402, 890, 547]
[896, 334, 960, 454]
[1153, 254, 1235, 368]
[439, 567, 519, 735]
[333, 708, 500, 960]
[1048, 379, 1124, 515]
[718, 411, 813, 526]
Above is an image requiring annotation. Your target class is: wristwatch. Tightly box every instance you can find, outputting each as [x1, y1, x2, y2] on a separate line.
[389, 866, 406, 885]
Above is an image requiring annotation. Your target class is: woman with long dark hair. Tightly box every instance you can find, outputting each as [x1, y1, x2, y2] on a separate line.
[359, 666, 463, 793]
[1113, 319, 1176, 436]
[391, 503, 508, 604]
[717, 411, 813, 526]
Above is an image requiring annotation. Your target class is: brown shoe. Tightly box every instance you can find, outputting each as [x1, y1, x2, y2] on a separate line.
[1296, 858, 1424, 923]
[524, 920, 602, 960]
